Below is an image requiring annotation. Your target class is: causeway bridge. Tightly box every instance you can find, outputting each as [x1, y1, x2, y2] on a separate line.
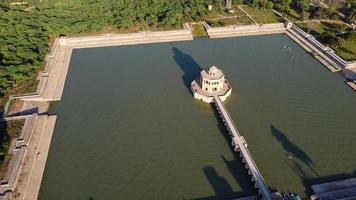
[213, 95, 273, 200]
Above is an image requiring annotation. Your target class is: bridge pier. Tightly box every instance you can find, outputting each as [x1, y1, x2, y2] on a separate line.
[226, 129, 232, 135]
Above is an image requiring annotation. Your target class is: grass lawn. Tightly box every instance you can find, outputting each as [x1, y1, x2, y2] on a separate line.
[241, 6, 284, 24]
[205, 5, 254, 26]
[333, 39, 356, 61]
[295, 21, 350, 35]
[296, 21, 328, 35]
[295, 21, 355, 60]
[0, 74, 39, 115]
[206, 4, 247, 19]
[191, 24, 207, 37]
[206, 16, 254, 27]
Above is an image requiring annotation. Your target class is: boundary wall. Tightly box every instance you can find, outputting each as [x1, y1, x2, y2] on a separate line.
[204, 22, 288, 38]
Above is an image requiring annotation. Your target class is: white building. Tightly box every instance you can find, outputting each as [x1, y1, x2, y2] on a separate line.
[191, 65, 232, 103]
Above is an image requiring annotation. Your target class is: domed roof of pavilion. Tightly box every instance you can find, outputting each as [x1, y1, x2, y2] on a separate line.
[201, 65, 224, 80]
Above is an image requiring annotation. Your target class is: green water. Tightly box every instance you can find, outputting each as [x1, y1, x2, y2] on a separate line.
[39, 35, 356, 200]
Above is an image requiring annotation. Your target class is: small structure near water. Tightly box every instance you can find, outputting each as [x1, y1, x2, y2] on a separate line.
[310, 177, 356, 200]
[191, 65, 232, 103]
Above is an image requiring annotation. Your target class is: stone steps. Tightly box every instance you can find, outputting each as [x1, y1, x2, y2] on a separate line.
[208, 29, 284, 38]
[287, 28, 341, 72]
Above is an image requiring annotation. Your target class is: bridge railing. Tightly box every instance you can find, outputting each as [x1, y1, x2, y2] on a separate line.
[213, 96, 272, 200]
[214, 96, 265, 180]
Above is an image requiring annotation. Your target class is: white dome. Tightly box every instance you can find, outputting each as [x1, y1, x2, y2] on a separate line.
[207, 65, 224, 79]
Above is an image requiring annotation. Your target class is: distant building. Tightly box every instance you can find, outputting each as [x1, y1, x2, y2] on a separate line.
[310, 177, 356, 200]
[191, 65, 232, 103]
[226, 0, 232, 9]
[9, 1, 28, 6]
[208, 4, 213, 11]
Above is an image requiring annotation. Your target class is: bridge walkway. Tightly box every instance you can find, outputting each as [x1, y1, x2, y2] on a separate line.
[213, 95, 272, 200]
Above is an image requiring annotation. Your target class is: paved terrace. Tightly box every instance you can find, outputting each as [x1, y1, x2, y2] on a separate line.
[203, 22, 288, 38]
[213, 95, 273, 200]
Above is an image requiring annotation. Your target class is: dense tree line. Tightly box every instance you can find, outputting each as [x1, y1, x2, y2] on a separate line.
[344, 0, 356, 22]
[0, 0, 214, 102]
[0, 0, 354, 103]
[0, 0, 114, 100]
[320, 31, 356, 46]
[111, 0, 209, 29]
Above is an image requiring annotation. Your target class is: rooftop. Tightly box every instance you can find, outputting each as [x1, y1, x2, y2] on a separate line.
[201, 65, 224, 80]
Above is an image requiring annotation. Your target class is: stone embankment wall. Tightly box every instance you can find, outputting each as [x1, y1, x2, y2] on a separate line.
[0, 27, 193, 200]
[286, 25, 356, 73]
[65, 29, 192, 48]
[204, 22, 287, 38]
[286, 25, 356, 89]
[286, 26, 342, 72]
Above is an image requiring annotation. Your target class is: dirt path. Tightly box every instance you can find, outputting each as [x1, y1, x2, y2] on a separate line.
[238, 5, 258, 25]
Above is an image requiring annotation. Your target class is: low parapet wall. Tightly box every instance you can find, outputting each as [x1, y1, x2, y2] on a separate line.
[64, 29, 192, 48]
[206, 23, 287, 38]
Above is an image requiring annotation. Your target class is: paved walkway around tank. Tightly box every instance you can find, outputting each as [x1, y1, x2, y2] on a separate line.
[12, 115, 56, 200]
[0, 28, 194, 200]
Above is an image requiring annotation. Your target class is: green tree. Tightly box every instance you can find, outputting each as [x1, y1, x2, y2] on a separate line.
[320, 31, 342, 46]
